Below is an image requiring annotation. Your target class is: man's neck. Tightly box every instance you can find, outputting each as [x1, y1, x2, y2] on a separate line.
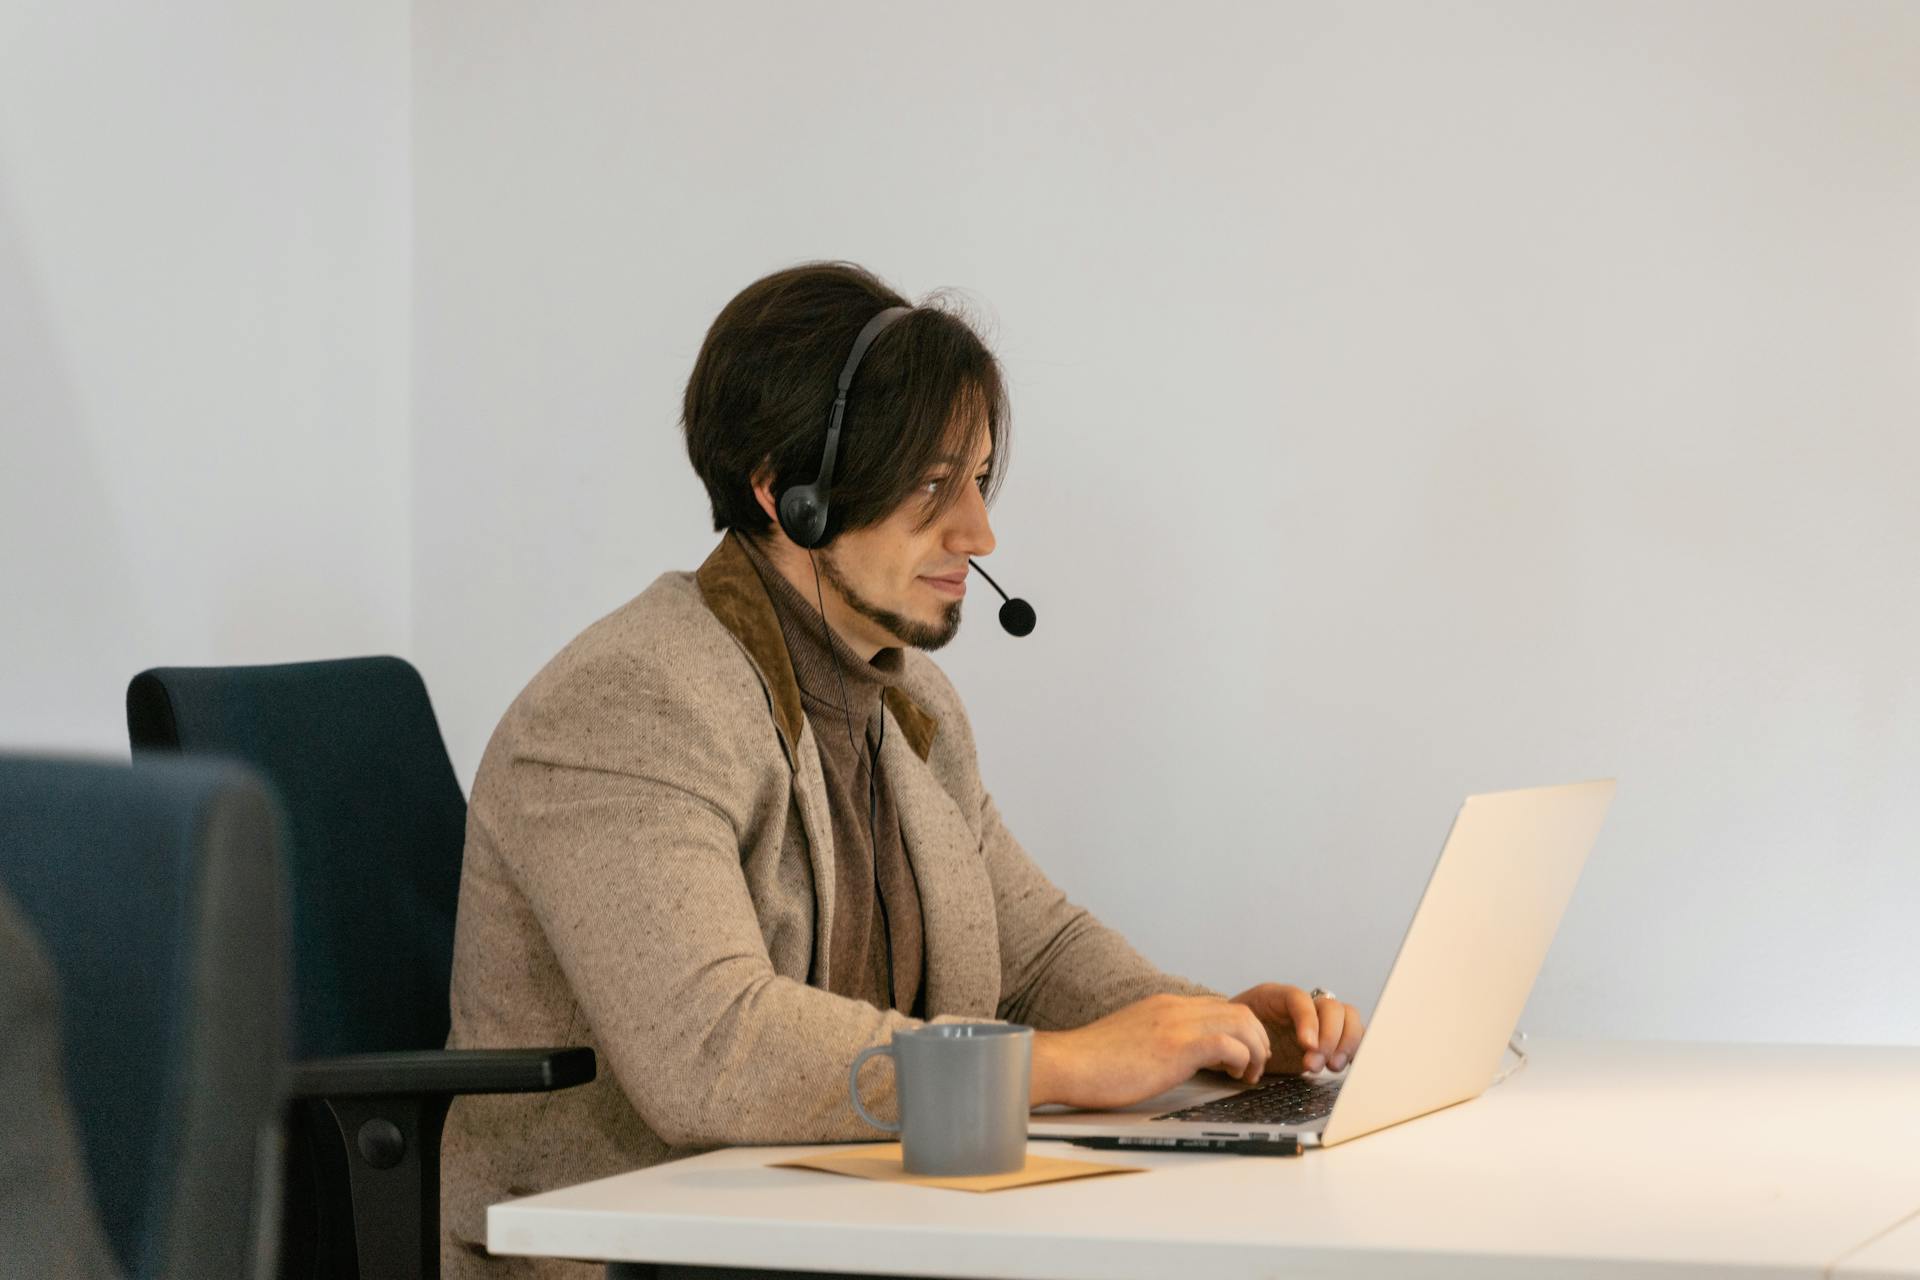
[740, 532, 886, 663]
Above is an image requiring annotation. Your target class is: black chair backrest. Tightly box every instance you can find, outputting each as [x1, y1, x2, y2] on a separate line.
[127, 657, 468, 1060]
[0, 754, 288, 1280]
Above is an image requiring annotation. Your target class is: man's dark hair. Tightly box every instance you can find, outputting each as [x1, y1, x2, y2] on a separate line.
[682, 261, 1011, 544]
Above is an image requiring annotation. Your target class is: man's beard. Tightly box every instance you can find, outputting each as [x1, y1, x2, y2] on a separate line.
[817, 549, 964, 651]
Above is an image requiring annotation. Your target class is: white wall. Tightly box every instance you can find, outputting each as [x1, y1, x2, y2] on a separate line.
[414, 0, 1920, 1046]
[0, 1, 410, 754]
[10, 1, 1910, 1047]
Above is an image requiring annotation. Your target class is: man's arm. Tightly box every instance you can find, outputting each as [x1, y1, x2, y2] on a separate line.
[972, 790, 1292, 1105]
[895, 656, 1271, 1105]
[974, 790, 1366, 1105]
[979, 790, 1217, 1028]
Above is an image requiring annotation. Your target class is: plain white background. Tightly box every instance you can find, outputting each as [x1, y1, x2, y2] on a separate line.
[1, 0, 411, 748]
[7, 2, 1916, 1045]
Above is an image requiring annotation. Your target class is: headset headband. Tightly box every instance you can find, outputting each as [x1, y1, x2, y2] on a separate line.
[777, 305, 912, 548]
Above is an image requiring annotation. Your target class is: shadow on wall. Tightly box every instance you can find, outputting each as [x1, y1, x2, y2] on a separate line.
[0, 173, 142, 752]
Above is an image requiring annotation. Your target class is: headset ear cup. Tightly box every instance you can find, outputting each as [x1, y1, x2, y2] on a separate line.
[779, 486, 825, 548]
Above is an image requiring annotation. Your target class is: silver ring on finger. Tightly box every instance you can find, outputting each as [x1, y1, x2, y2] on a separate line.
[1308, 987, 1337, 1003]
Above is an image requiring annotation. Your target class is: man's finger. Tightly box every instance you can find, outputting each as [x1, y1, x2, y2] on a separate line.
[1240, 1005, 1271, 1080]
[1204, 1032, 1253, 1081]
[1281, 985, 1320, 1052]
[1317, 999, 1346, 1070]
[1207, 1004, 1269, 1082]
[1336, 1006, 1365, 1065]
[1221, 990, 1276, 1070]
[1238, 1003, 1273, 1066]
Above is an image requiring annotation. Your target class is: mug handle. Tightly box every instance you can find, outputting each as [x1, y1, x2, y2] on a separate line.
[849, 1044, 902, 1134]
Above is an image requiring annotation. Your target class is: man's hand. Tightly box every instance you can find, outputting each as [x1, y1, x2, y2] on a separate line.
[1229, 983, 1366, 1075]
[1029, 994, 1271, 1109]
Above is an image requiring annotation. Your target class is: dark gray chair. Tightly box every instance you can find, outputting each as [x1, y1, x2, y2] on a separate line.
[126, 656, 594, 1280]
[0, 754, 289, 1280]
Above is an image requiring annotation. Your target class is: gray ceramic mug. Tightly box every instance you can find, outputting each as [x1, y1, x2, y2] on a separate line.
[849, 1023, 1033, 1176]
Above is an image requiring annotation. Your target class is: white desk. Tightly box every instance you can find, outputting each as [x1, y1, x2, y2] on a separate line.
[489, 1039, 1920, 1278]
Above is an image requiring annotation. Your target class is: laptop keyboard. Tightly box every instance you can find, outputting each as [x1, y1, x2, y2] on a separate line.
[1153, 1074, 1344, 1127]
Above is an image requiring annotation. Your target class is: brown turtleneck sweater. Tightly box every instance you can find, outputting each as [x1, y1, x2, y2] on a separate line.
[735, 532, 925, 1016]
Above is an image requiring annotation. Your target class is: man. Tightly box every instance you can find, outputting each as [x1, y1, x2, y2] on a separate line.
[441, 262, 1365, 1276]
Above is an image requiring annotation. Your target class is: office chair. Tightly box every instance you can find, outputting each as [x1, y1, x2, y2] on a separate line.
[0, 754, 289, 1280]
[126, 657, 594, 1280]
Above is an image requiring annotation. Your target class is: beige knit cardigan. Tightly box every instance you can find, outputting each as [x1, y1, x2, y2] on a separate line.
[440, 534, 1209, 1277]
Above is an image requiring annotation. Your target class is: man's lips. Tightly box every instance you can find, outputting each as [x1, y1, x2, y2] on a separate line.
[922, 571, 967, 596]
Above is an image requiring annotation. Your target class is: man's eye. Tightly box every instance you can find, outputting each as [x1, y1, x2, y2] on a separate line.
[923, 473, 990, 499]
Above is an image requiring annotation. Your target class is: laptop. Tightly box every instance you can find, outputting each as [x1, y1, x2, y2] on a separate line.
[1029, 779, 1616, 1150]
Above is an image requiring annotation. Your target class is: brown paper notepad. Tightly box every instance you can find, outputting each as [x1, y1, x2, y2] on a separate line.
[773, 1144, 1144, 1193]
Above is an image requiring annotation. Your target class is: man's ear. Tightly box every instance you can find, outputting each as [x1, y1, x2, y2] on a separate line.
[749, 460, 780, 525]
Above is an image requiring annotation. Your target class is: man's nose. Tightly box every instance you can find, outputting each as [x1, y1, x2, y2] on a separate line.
[950, 483, 996, 559]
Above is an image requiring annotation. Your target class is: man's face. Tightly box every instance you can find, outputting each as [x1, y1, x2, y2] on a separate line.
[813, 426, 997, 654]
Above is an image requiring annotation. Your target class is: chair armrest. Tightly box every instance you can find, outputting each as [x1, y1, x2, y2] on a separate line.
[290, 1046, 595, 1099]
[290, 1047, 594, 1280]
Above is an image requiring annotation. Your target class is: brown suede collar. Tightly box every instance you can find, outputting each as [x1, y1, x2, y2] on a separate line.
[695, 533, 939, 766]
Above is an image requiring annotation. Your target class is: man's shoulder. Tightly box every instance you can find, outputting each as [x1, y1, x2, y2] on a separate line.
[569, 569, 727, 659]
[546, 569, 737, 675]
[497, 570, 768, 755]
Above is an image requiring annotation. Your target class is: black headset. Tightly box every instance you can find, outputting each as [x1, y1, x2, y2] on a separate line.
[777, 306, 911, 550]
